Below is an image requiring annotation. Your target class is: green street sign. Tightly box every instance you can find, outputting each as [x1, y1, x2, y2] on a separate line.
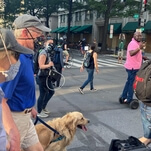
[133, 14, 139, 19]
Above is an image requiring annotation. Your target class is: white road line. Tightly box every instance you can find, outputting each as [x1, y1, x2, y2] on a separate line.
[97, 59, 124, 66]
[71, 58, 123, 68]
[105, 59, 125, 65]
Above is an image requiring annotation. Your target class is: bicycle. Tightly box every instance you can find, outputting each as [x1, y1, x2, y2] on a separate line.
[63, 48, 73, 68]
[77, 43, 90, 57]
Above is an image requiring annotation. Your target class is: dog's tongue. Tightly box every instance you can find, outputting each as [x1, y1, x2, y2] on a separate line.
[82, 125, 87, 131]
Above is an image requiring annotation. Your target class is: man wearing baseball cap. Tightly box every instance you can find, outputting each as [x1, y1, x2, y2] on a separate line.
[0, 28, 33, 151]
[1, 14, 51, 151]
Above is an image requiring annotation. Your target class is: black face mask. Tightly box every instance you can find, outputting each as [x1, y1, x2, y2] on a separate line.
[34, 36, 45, 51]
[46, 43, 55, 59]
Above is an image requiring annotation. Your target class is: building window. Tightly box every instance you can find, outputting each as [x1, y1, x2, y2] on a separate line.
[75, 12, 81, 21]
[60, 15, 65, 23]
[85, 10, 93, 20]
[97, 12, 101, 19]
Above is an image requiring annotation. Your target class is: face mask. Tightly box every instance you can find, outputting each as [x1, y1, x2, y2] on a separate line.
[0, 32, 20, 82]
[34, 36, 45, 51]
[0, 60, 21, 82]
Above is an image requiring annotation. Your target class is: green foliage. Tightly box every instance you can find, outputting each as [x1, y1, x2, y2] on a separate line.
[86, 0, 140, 18]
[0, 0, 22, 27]
[0, 0, 85, 27]
[86, 0, 107, 13]
[23, 0, 44, 16]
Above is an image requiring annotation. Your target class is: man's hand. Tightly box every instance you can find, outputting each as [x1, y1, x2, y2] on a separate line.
[139, 42, 146, 49]
[31, 107, 37, 119]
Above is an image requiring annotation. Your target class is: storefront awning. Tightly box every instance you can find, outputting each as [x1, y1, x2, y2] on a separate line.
[57, 27, 68, 33]
[51, 27, 64, 33]
[108, 23, 122, 34]
[122, 22, 139, 33]
[63, 26, 81, 33]
[144, 21, 151, 33]
[70, 26, 81, 32]
[73, 25, 92, 33]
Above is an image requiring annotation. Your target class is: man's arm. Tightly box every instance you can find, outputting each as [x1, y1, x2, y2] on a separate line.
[2, 98, 21, 151]
[129, 48, 141, 56]
[129, 42, 146, 56]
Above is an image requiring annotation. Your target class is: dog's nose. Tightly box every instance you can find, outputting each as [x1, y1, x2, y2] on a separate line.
[87, 120, 90, 123]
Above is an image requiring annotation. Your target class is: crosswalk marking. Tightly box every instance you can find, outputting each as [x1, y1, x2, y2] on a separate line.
[98, 59, 124, 66]
[97, 59, 116, 67]
[72, 59, 103, 67]
[71, 58, 124, 68]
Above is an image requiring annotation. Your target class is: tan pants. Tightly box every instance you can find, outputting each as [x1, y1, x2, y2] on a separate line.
[12, 112, 39, 149]
[118, 50, 124, 58]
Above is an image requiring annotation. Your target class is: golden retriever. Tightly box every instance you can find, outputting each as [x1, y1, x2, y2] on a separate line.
[35, 111, 90, 151]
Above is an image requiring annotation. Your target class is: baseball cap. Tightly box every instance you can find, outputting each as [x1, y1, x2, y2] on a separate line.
[0, 28, 33, 54]
[13, 14, 51, 32]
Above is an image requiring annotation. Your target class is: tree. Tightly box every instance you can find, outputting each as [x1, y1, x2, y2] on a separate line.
[85, 0, 141, 52]
[0, 0, 22, 27]
[23, 0, 44, 16]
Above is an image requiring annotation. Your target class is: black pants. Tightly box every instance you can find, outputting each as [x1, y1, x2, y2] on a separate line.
[36, 76, 55, 113]
[54, 63, 62, 87]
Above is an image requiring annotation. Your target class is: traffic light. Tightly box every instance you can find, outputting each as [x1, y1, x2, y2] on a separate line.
[138, 18, 146, 27]
[142, 0, 147, 12]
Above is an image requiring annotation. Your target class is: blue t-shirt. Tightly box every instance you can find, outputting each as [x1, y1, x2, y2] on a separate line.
[0, 54, 36, 111]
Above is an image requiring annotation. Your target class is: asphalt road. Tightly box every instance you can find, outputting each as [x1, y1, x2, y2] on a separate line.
[34, 54, 146, 151]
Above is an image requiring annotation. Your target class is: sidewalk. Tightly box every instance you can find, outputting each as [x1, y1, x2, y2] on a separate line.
[106, 52, 151, 60]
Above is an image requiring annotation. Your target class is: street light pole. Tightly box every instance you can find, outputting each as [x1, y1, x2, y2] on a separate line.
[67, 0, 72, 47]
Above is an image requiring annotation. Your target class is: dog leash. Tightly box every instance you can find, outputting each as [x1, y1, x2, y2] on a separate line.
[34, 116, 65, 143]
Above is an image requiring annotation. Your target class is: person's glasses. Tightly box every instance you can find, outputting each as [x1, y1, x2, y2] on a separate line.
[27, 28, 43, 35]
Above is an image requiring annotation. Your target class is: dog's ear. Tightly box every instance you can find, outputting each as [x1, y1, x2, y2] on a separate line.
[64, 113, 73, 125]
[65, 113, 78, 131]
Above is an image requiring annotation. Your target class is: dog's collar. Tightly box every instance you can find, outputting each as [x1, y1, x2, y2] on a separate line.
[50, 135, 65, 144]
[34, 116, 65, 144]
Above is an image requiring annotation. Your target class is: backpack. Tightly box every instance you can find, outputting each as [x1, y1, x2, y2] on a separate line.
[33, 44, 55, 74]
[83, 51, 92, 68]
[33, 49, 43, 74]
[133, 60, 151, 102]
[53, 46, 61, 64]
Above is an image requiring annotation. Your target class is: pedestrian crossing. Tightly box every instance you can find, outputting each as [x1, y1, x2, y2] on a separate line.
[70, 58, 124, 68]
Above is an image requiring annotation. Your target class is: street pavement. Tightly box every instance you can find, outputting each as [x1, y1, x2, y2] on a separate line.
[34, 53, 151, 151]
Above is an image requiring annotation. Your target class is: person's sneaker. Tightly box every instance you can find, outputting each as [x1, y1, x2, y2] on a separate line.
[37, 111, 49, 118]
[123, 99, 129, 104]
[90, 89, 97, 92]
[78, 88, 84, 94]
[42, 108, 50, 114]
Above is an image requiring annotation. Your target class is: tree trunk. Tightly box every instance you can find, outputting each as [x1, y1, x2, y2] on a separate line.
[46, 0, 49, 28]
[67, 0, 72, 47]
[46, 15, 49, 28]
[101, 0, 114, 52]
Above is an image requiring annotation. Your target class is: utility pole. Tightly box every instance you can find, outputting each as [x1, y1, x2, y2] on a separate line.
[138, 0, 147, 29]
[67, 0, 72, 47]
